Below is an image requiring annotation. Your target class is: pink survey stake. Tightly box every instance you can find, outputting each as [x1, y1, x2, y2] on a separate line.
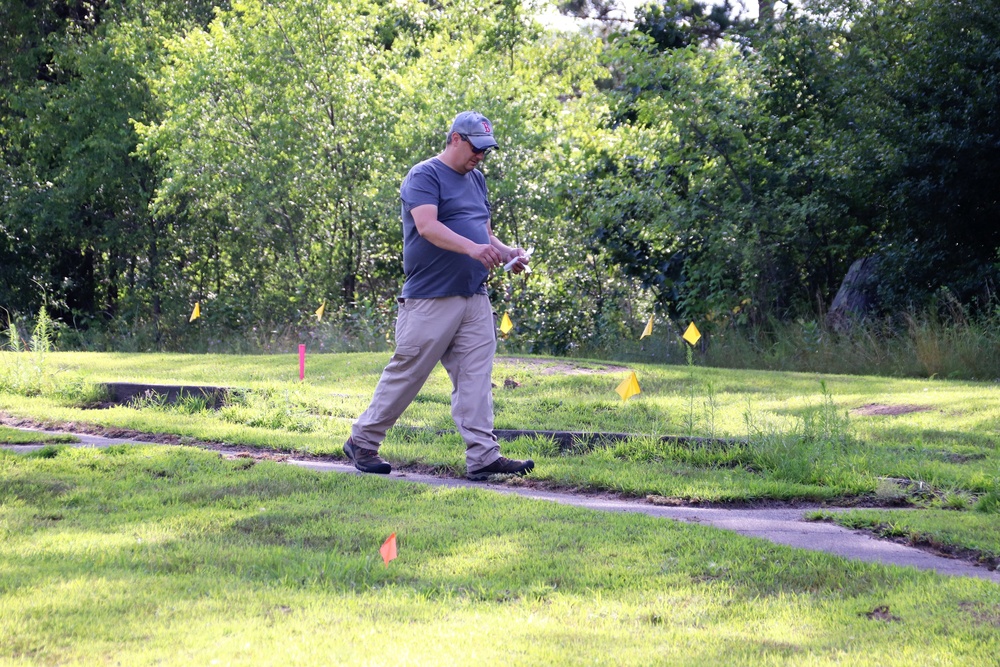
[299, 344, 305, 381]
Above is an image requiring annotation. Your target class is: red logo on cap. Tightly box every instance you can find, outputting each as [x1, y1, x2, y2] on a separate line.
[482, 121, 491, 133]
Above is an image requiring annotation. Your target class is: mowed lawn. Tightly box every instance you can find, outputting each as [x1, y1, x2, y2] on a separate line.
[2, 351, 1000, 663]
[2, 351, 999, 558]
[2, 443, 999, 666]
[1, 351, 999, 617]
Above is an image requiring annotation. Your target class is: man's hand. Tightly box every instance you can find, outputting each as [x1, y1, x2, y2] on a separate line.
[469, 243, 503, 269]
[503, 247, 532, 274]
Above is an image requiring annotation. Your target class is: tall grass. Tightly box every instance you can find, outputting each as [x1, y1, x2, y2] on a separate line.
[1, 304, 109, 405]
[742, 381, 870, 490]
[598, 308, 1000, 380]
[53, 299, 396, 355]
[0, 304, 56, 395]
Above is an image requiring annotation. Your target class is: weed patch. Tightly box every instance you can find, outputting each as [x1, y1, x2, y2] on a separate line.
[0, 305, 55, 396]
[218, 389, 325, 433]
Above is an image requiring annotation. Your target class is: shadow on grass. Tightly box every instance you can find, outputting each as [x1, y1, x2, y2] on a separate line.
[6, 445, 1000, 665]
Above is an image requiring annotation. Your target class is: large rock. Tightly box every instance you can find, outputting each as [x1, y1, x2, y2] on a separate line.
[827, 257, 879, 331]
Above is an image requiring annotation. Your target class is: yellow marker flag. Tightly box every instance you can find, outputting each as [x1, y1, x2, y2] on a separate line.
[615, 371, 641, 402]
[640, 314, 654, 339]
[189, 302, 200, 322]
[683, 322, 701, 346]
[315, 301, 326, 321]
[500, 313, 514, 335]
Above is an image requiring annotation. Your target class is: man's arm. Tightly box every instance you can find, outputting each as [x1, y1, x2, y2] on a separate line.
[411, 204, 503, 269]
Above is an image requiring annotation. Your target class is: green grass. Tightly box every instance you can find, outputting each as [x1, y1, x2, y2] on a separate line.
[1, 350, 998, 553]
[585, 308, 1000, 381]
[3, 351, 997, 494]
[0, 425, 78, 445]
[1, 444, 999, 666]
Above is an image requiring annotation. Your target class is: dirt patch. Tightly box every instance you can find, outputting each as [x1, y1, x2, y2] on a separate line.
[499, 357, 629, 376]
[222, 451, 290, 463]
[850, 403, 934, 417]
[898, 534, 999, 571]
[0, 416, 182, 444]
[959, 602, 1000, 627]
[862, 605, 901, 622]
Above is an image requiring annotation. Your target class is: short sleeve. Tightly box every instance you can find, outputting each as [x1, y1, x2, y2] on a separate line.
[401, 166, 440, 211]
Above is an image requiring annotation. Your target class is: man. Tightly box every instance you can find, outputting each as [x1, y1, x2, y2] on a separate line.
[344, 111, 534, 481]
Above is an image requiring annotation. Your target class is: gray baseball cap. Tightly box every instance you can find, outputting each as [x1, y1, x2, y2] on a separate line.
[449, 111, 499, 151]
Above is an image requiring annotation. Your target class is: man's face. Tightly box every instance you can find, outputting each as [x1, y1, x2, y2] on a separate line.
[457, 133, 490, 172]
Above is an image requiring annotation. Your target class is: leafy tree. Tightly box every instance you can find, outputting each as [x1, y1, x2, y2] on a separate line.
[633, 0, 748, 51]
[137, 0, 419, 338]
[138, 0, 604, 347]
[6, 0, 997, 353]
[1, 1, 224, 344]
[566, 0, 1000, 332]
[842, 0, 1000, 310]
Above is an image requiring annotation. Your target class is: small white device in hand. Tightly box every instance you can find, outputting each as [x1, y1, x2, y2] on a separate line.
[504, 247, 534, 273]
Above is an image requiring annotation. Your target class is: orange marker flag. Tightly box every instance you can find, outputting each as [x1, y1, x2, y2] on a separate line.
[615, 371, 641, 402]
[315, 301, 326, 322]
[683, 322, 702, 346]
[499, 313, 514, 335]
[380, 533, 398, 566]
[189, 302, 201, 322]
[640, 314, 654, 339]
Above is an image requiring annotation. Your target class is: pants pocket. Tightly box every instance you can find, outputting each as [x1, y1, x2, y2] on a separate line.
[395, 345, 420, 358]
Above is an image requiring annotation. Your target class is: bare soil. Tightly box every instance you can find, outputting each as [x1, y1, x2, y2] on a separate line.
[850, 403, 934, 416]
[816, 518, 1000, 572]
[499, 356, 629, 375]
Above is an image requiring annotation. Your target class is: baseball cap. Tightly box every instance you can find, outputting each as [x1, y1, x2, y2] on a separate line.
[449, 111, 499, 151]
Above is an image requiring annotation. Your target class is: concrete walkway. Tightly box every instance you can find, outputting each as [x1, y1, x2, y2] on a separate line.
[5, 430, 999, 583]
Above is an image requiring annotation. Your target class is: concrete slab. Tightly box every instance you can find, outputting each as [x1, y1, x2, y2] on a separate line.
[103, 382, 230, 409]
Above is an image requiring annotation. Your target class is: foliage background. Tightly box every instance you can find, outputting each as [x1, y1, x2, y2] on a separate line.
[2, 0, 998, 361]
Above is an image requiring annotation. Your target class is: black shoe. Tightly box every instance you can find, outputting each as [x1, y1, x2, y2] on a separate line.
[467, 456, 534, 481]
[343, 437, 391, 474]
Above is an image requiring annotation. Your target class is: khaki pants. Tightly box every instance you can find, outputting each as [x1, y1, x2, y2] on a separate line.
[351, 293, 500, 469]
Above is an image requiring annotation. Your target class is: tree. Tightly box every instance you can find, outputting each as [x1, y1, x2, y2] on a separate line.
[138, 0, 605, 347]
[137, 0, 420, 337]
[565, 0, 1000, 329]
[1, 1, 224, 343]
[633, 0, 749, 51]
[844, 0, 1000, 310]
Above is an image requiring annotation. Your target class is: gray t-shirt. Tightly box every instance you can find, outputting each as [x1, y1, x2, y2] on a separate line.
[399, 157, 492, 299]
